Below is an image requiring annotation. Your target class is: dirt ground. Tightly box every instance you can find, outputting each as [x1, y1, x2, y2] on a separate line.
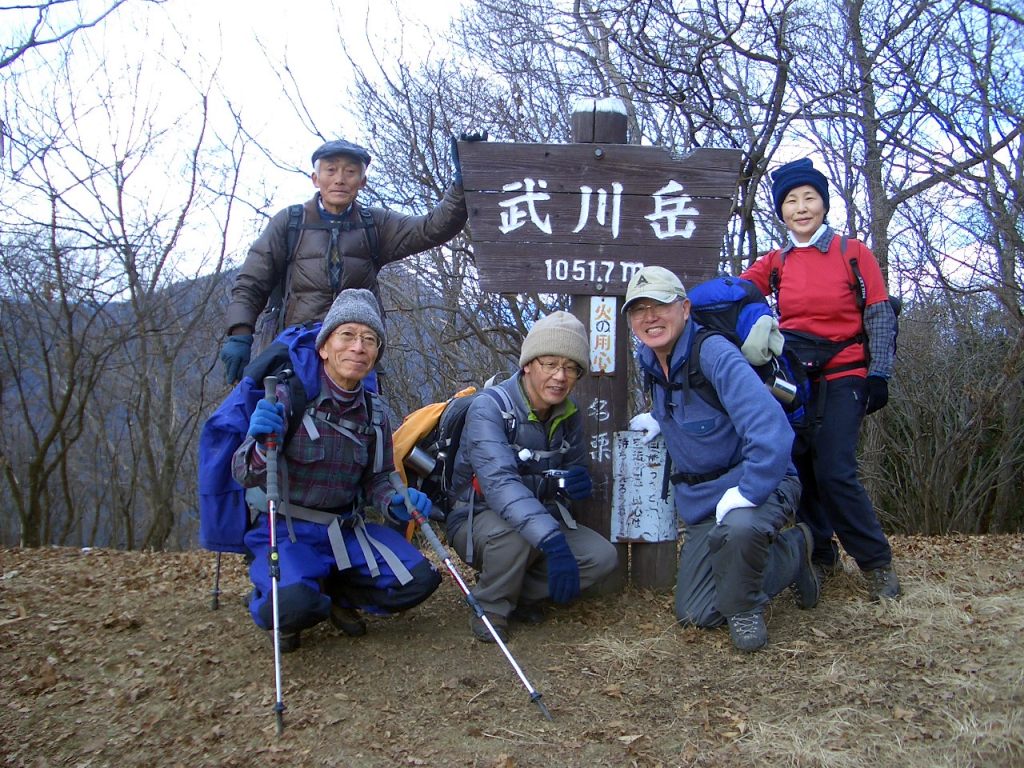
[1, 534, 1022, 768]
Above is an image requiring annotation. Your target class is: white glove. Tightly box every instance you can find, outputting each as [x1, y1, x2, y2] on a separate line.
[629, 412, 661, 444]
[715, 486, 756, 525]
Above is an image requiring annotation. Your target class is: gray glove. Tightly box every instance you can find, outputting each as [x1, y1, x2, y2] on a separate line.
[220, 334, 253, 385]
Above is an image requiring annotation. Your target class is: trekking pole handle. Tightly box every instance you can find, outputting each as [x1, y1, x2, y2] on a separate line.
[388, 471, 446, 561]
[264, 376, 280, 503]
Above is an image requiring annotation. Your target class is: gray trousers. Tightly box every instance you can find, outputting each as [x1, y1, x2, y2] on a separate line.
[675, 474, 803, 627]
[451, 508, 619, 618]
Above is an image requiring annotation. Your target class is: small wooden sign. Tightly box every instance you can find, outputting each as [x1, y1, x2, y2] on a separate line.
[460, 142, 742, 295]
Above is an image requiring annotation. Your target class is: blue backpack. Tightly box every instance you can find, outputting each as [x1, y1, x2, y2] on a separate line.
[684, 276, 811, 433]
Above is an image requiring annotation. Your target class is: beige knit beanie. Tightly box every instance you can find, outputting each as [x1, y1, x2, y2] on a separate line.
[519, 311, 589, 371]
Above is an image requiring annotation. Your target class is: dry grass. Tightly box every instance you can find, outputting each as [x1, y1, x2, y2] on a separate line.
[1, 535, 1022, 767]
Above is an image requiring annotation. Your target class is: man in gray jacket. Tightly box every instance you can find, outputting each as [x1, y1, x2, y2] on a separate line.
[220, 138, 470, 384]
[445, 312, 619, 643]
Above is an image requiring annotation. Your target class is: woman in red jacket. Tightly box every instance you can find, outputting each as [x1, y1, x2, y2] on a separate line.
[742, 158, 901, 601]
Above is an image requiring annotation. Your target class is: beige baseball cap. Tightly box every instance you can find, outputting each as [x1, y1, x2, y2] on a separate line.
[623, 266, 687, 311]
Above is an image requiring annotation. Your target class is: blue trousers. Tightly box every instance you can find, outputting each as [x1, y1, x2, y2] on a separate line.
[244, 514, 440, 633]
[794, 375, 892, 571]
[675, 475, 803, 626]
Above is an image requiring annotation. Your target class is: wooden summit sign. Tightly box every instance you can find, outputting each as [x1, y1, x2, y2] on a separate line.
[458, 142, 743, 295]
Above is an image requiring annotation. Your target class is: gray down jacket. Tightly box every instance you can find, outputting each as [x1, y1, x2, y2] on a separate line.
[445, 373, 587, 548]
[225, 185, 467, 335]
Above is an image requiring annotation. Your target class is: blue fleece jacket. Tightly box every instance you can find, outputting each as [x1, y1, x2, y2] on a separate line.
[638, 320, 795, 525]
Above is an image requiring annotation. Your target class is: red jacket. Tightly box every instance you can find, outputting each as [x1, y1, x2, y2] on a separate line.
[742, 234, 889, 380]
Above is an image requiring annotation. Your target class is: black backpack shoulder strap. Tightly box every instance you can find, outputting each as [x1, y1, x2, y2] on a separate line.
[269, 204, 305, 337]
[285, 204, 305, 265]
[768, 249, 786, 300]
[842, 236, 869, 312]
[685, 328, 725, 413]
[658, 328, 724, 413]
[359, 207, 379, 270]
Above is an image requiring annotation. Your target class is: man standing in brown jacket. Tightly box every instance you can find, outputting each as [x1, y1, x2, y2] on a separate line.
[220, 137, 472, 385]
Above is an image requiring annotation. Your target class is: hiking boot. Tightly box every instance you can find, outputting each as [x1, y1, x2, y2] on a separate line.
[726, 611, 768, 653]
[269, 630, 300, 653]
[864, 564, 902, 602]
[508, 600, 546, 625]
[329, 605, 367, 637]
[790, 523, 821, 610]
[469, 612, 509, 644]
[812, 561, 844, 584]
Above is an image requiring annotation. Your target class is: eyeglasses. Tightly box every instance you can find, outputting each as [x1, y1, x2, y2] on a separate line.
[333, 330, 380, 350]
[627, 300, 678, 320]
[535, 360, 585, 380]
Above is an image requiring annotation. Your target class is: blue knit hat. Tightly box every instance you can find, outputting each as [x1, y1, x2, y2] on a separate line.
[770, 158, 830, 218]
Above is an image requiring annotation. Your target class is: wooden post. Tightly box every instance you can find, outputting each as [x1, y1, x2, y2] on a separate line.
[569, 99, 628, 592]
[570, 98, 676, 593]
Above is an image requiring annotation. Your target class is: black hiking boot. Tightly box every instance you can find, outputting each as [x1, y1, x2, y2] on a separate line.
[864, 564, 902, 602]
[509, 600, 546, 625]
[812, 562, 844, 584]
[470, 612, 508, 643]
[269, 630, 300, 653]
[726, 611, 768, 653]
[329, 605, 367, 637]
[790, 523, 821, 610]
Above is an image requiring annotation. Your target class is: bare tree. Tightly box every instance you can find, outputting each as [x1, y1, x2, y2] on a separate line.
[0, 21, 250, 549]
[0, 0, 163, 71]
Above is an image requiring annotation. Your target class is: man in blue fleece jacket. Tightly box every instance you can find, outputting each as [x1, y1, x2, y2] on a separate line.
[625, 266, 820, 652]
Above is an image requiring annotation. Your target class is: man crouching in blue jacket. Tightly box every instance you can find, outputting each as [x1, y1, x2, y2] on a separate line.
[625, 267, 819, 652]
[231, 289, 441, 651]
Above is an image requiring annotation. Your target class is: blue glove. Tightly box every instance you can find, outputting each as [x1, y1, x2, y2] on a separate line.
[247, 399, 284, 447]
[563, 465, 593, 500]
[539, 532, 580, 603]
[864, 375, 889, 415]
[390, 487, 432, 522]
[449, 130, 487, 187]
[220, 334, 253, 385]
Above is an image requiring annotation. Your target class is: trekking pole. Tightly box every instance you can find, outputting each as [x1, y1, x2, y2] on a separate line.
[388, 471, 553, 721]
[263, 376, 287, 736]
[210, 553, 222, 610]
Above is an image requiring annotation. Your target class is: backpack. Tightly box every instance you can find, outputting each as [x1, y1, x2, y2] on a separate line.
[682, 276, 812, 432]
[767, 234, 901, 377]
[254, 204, 380, 353]
[392, 383, 518, 522]
[198, 324, 384, 554]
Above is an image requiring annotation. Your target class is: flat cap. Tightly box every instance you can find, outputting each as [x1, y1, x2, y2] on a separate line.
[311, 139, 372, 169]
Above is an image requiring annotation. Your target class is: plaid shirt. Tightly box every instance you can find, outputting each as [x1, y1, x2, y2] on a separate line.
[232, 370, 396, 515]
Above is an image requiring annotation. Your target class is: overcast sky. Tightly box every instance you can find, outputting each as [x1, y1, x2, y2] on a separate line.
[154, 0, 465, 193]
[0, 0, 468, 274]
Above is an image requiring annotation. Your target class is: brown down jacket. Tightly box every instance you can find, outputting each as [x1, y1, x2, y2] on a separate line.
[224, 183, 467, 337]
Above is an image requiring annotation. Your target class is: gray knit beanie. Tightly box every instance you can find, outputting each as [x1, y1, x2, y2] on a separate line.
[315, 288, 386, 353]
[519, 311, 589, 371]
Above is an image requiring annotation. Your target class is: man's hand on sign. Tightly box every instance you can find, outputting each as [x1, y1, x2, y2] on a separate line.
[450, 130, 487, 186]
[629, 412, 661, 444]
